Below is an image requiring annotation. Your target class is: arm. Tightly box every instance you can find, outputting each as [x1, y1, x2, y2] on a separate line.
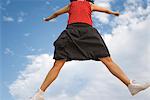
[91, 4, 120, 16]
[44, 4, 70, 21]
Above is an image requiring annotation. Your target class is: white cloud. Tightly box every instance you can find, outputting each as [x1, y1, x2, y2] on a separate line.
[17, 17, 24, 23]
[37, 48, 45, 52]
[6, 0, 11, 5]
[8, 54, 51, 99]
[3, 11, 27, 23]
[45, 0, 53, 5]
[4, 48, 14, 55]
[52, 6, 60, 11]
[46, 1, 50, 5]
[112, 0, 150, 27]
[24, 33, 30, 37]
[9, 0, 150, 100]
[27, 46, 36, 52]
[97, 0, 113, 3]
[17, 11, 27, 23]
[92, 0, 113, 24]
[0, 5, 6, 11]
[3, 16, 14, 22]
[23, 43, 37, 52]
[23, 43, 45, 53]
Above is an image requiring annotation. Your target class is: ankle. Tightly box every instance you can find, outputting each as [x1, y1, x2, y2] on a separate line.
[127, 80, 132, 87]
[37, 88, 45, 95]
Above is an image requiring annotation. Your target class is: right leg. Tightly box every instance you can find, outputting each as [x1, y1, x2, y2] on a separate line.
[40, 59, 66, 92]
[30, 59, 66, 100]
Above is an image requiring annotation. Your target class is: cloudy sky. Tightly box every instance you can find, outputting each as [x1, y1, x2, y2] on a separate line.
[1, 0, 150, 100]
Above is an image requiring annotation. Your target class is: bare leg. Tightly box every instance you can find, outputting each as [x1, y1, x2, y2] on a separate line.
[98, 57, 130, 87]
[40, 59, 66, 92]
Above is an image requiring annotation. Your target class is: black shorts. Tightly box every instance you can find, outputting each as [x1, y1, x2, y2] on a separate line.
[53, 22, 111, 62]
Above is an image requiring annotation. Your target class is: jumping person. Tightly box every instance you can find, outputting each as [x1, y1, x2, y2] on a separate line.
[30, 0, 150, 99]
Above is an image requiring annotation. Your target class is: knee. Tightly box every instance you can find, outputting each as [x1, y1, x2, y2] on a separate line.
[98, 57, 113, 64]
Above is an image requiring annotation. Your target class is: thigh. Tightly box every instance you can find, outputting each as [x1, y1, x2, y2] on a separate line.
[98, 56, 113, 63]
[53, 59, 67, 69]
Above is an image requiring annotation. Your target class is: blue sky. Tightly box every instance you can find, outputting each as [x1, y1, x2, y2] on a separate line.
[1, 0, 69, 99]
[1, 0, 150, 100]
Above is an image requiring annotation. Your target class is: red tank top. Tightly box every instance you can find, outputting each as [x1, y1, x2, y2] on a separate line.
[67, 0, 93, 26]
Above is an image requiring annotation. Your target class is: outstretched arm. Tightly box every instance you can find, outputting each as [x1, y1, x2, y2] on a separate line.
[91, 4, 120, 16]
[44, 4, 70, 21]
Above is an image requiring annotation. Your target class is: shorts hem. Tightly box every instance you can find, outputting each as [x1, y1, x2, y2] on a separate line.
[53, 54, 111, 62]
[95, 54, 111, 61]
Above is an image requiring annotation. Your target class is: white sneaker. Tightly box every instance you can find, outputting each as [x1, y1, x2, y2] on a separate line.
[30, 89, 45, 100]
[128, 80, 150, 96]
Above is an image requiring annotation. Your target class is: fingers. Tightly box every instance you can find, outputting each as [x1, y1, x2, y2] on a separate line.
[113, 12, 120, 16]
[42, 17, 49, 22]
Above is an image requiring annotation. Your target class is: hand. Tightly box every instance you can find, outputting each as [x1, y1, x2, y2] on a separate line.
[43, 17, 49, 22]
[113, 12, 120, 16]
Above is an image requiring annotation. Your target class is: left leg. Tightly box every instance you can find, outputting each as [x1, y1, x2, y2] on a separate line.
[98, 56, 130, 87]
[99, 56, 150, 96]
